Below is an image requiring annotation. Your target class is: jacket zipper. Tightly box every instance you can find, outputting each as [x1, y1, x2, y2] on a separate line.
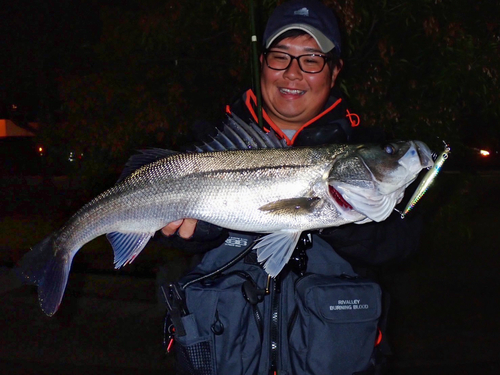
[269, 275, 280, 374]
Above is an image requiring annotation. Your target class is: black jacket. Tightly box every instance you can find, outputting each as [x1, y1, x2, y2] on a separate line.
[156, 88, 423, 267]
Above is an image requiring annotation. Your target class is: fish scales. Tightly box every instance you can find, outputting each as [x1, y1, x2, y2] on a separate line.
[121, 146, 344, 232]
[48, 146, 341, 260]
[16, 122, 433, 316]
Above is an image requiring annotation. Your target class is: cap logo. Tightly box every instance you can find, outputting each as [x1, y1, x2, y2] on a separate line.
[293, 7, 309, 17]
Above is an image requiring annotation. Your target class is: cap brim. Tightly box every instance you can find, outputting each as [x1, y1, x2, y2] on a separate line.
[265, 24, 335, 53]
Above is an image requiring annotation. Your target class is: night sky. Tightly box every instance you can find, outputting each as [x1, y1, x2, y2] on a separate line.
[1, 0, 101, 119]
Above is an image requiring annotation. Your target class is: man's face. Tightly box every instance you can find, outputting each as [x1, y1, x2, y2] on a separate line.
[260, 34, 342, 130]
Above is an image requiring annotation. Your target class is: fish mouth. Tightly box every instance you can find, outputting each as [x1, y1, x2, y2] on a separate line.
[412, 141, 434, 169]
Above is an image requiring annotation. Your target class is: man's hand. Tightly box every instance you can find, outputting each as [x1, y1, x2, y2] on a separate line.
[161, 219, 198, 239]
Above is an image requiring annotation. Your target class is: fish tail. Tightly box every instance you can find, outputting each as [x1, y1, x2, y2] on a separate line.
[16, 233, 73, 316]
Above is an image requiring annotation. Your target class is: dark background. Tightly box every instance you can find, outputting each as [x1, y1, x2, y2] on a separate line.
[1, 0, 498, 183]
[1, 0, 499, 373]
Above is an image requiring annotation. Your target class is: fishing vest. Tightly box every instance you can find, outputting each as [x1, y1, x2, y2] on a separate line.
[163, 232, 387, 375]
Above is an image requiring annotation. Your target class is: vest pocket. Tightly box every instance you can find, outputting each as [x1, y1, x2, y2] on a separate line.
[176, 272, 263, 375]
[175, 327, 215, 375]
[289, 274, 382, 375]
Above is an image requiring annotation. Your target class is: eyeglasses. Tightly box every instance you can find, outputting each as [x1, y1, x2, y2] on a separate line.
[263, 50, 331, 74]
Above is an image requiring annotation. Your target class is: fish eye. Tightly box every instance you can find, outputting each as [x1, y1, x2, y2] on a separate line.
[383, 144, 396, 155]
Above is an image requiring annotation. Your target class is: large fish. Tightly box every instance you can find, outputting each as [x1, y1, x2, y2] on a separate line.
[17, 114, 433, 316]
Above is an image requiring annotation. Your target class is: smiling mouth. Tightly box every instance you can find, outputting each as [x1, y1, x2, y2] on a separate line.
[279, 88, 305, 95]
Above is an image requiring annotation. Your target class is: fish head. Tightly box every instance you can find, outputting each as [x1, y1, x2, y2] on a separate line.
[328, 141, 433, 222]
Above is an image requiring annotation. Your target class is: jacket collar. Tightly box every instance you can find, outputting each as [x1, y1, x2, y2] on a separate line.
[239, 89, 343, 146]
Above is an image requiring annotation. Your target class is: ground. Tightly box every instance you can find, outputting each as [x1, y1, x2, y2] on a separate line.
[1, 171, 499, 374]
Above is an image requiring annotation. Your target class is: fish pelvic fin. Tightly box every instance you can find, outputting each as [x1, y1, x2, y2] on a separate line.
[254, 230, 302, 277]
[107, 232, 154, 268]
[16, 234, 74, 316]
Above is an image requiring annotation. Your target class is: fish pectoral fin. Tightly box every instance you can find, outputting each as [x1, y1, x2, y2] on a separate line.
[258, 197, 321, 215]
[254, 230, 302, 277]
[107, 232, 154, 268]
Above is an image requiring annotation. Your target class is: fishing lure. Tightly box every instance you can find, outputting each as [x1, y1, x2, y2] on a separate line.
[398, 142, 451, 218]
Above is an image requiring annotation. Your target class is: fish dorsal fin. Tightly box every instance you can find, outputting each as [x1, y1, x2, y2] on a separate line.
[194, 113, 287, 152]
[254, 230, 302, 277]
[119, 114, 285, 181]
[117, 148, 179, 182]
[106, 232, 155, 268]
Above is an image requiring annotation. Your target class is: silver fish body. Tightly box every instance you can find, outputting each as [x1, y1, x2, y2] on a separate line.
[18, 140, 432, 316]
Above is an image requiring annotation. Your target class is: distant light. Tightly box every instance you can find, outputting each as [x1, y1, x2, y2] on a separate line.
[479, 150, 490, 157]
[37, 146, 44, 155]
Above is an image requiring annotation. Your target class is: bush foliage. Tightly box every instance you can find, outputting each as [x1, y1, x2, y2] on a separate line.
[4, 1, 499, 182]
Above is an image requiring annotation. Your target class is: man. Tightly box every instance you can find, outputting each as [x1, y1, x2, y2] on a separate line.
[162, 0, 351, 239]
[158, 1, 422, 374]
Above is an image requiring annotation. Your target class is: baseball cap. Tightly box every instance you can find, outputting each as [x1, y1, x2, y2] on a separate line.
[263, 0, 342, 55]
